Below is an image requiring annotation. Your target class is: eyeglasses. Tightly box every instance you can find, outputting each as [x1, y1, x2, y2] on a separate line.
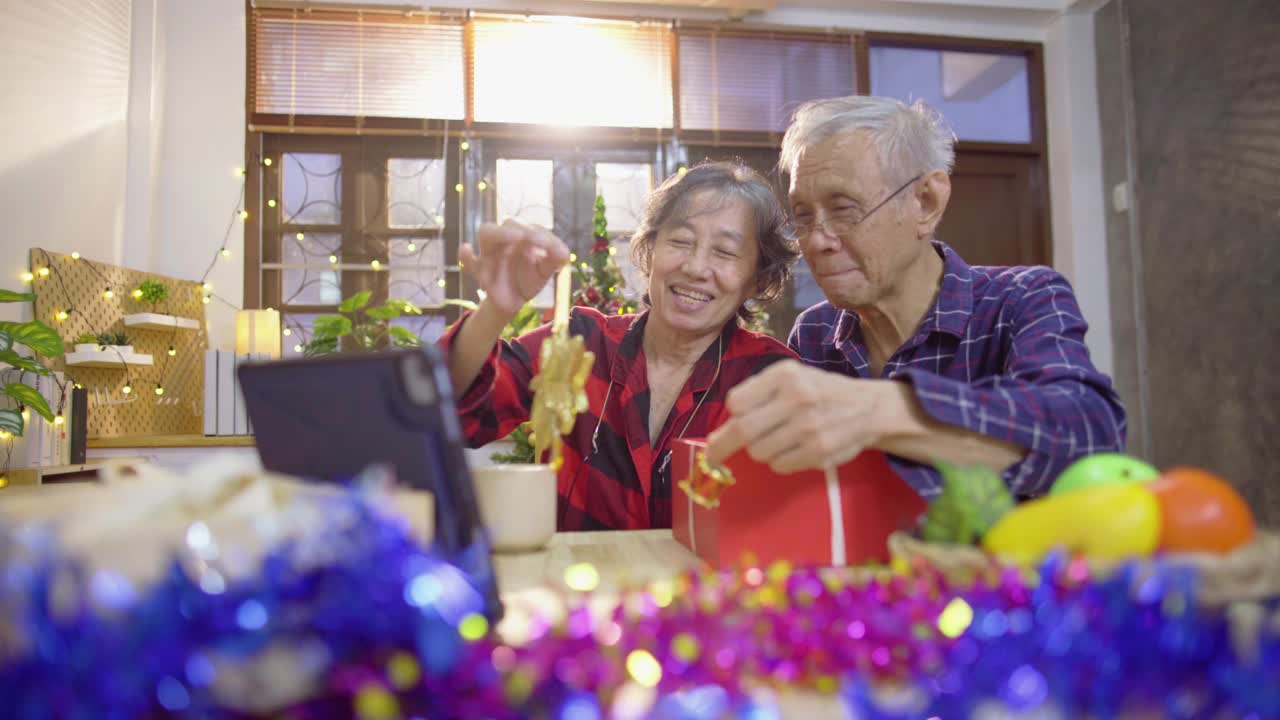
[793, 174, 923, 240]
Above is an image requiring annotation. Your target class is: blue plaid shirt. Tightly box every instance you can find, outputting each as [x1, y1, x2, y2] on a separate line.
[788, 241, 1126, 498]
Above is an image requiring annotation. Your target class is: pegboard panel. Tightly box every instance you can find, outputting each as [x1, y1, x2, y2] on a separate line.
[28, 249, 210, 438]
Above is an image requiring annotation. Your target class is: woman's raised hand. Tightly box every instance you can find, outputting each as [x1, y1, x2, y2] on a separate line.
[460, 220, 571, 318]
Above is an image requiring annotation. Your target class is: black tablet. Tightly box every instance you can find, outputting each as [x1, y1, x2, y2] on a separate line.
[237, 346, 501, 620]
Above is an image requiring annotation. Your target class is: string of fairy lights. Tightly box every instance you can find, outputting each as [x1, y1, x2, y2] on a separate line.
[12, 135, 496, 425]
[8, 133, 655, 473]
[272, 127, 480, 353]
[16, 179, 247, 415]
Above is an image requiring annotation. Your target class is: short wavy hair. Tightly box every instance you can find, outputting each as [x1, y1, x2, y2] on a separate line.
[630, 161, 799, 325]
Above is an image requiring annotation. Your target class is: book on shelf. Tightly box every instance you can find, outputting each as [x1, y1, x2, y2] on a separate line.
[216, 350, 235, 436]
[69, 385, 87, 465]
[203, 349, 219, 436]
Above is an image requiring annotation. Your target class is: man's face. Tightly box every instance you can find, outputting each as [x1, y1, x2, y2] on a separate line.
[788, 130, 926, 311]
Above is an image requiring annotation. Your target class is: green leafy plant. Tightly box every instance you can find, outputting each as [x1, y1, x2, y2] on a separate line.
[443, 300, 546, 464]
[919, 460, 1016, 545]
[137, 279, 169, 306]
[96, 331, 131, 347]
[302, 291, 425, 356]
[75, 333, 98, 346]
[502, 304, 545, 340]
[0, 289, 63, 437]
[490, 423, 536, 464]
[744, 303, 772, 335]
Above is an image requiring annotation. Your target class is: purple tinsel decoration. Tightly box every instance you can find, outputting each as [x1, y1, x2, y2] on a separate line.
[1, 492, 1276, 719]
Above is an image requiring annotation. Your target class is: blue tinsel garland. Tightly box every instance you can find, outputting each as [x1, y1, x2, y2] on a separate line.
[1, 492, 1276, 720]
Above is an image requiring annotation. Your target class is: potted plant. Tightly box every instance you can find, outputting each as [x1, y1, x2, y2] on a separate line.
[302, 291, 425, 356]
[78, 331, 132, 355]
[443, 299, 543, 465]
[136, 279, 169, 308]
[0, 289, 63, 439]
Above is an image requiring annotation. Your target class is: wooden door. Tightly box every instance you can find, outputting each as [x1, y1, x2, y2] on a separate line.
[937, 151, 1049, 267]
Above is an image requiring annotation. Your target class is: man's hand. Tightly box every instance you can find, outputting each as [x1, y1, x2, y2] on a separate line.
[706, 360, 1027, 476]
[706, 360, 894, 473]
[461, 220, 570, 318]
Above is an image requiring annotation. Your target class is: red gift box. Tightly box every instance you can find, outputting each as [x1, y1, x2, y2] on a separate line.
[671, 439, 928, 568]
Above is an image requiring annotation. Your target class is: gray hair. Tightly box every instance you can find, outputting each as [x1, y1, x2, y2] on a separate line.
[779, 96, 956, 186]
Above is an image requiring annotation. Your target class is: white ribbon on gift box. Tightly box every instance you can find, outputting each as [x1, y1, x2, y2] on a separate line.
[683, 454, 848, 567]
[686, 449, 698, 553]
[825, 464, 847, 566]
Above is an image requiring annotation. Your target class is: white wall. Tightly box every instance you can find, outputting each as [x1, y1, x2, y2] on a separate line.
[0, 0, 133, 323]
[1043, 8, 1112, 375]
[122, 0, 163, 274]
[149, 0, 246, 350]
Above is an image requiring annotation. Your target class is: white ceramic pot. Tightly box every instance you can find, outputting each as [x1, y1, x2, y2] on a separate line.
[470, 463, 556, 553]
[74, 343, 132, 354]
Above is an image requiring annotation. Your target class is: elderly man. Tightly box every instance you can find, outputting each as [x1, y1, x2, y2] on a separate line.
[707, 96, 1125, 498]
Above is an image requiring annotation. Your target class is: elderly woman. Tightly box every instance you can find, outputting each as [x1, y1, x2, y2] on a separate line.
[441, 162, 799, 531]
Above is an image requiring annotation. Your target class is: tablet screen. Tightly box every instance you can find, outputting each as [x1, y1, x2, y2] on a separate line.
[237, 347, 501, 619]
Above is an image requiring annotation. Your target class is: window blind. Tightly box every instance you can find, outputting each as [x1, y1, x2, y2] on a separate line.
[678, 28, 857, 138]
[470, 14, 674, 128]
[249, 7, 465, 121]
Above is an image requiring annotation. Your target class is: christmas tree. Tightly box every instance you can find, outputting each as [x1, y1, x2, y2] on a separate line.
[573, 195, 636, 316]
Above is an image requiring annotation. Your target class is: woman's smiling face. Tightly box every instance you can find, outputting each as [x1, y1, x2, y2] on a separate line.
[646, 190, 761, 338]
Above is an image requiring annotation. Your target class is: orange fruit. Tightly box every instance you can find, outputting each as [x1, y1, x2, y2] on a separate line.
[1147, 467, 1255, 554]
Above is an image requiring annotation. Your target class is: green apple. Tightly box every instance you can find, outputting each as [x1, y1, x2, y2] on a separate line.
[1050, 453, 1159, 496]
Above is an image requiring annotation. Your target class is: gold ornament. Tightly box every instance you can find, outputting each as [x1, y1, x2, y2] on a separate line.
[677, 452, 736, 508]
[529, 266, 594, 470]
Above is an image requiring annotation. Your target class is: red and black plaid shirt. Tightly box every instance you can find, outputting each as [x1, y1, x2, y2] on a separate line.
[440, 307, 795, 531]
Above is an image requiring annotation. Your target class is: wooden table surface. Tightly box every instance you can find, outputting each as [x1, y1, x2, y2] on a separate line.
[492, 529, 702, 595]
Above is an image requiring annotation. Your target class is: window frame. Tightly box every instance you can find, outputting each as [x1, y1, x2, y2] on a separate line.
[243, 7, 1053, 330]
[245, 132, 466, 344]
[861, 31, 1052, 264]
